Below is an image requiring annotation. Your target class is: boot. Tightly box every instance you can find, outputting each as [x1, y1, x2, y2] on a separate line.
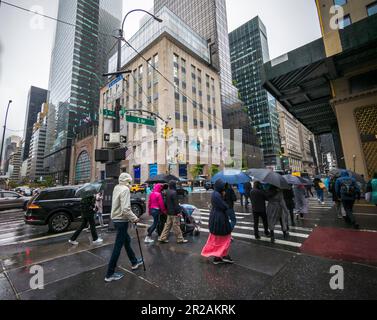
[270, 231, 275, 244]
[283, 231, 289, 240]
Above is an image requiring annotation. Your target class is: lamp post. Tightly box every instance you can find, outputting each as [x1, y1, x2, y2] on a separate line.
[0, 100, 12, 175]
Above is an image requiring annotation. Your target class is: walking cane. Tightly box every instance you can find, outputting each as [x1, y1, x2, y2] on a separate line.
[134, 223, 146, 271]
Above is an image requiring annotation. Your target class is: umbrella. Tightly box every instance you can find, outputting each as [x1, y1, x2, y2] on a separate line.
[211, 169, 251, 185]
[329, 169, 365, 183]
[145, 174, 179, 184]
[75, 181, 104, 198]
[283, 174, 302, 185]
[247, 169, 290, 189]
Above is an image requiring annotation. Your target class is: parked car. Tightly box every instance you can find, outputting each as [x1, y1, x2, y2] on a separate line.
[0, 191, 31, 211]
[176, 185, 189, 197]
[204, 181, 214, 191]
[25, 186, 146, 233]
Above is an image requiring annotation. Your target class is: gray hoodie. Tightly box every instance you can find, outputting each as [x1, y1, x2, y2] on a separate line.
[111, 173, 138, 223]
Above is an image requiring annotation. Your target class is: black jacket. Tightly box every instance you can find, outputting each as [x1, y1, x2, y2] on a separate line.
[81, 196, 96, 219]
[209, 180, 231, 236]
[250, 188, 267, 213]
[244, 182, 252, 195]
[283, 189, 295, 210]
[166, 181, 181, 216]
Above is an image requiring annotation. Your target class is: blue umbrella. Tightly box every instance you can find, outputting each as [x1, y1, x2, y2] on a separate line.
[211, 169, 251, 185]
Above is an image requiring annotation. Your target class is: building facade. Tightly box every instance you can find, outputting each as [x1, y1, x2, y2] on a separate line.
[27, 103, 49, 182]
[229, 16, 281, 169]
[277, 103, 303, 173]
[3, 136, 22, 175]
[298, 123, 319, 176]
[22, 86, 48, 162]
[315, 0, 377, 178]
[44, 0, 122, 185]
[8, 145, 22, 182]
[153, 0, 241, 129]
[102, 7, 223, 183]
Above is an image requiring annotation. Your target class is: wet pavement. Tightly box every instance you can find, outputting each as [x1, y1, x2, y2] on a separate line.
[0, 192, 376, 300]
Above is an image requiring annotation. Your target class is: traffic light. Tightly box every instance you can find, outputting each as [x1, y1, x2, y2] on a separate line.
[163, 126, 173, 139]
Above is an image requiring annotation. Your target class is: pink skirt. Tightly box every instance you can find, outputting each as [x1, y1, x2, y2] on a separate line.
[201, 234, 232, 258]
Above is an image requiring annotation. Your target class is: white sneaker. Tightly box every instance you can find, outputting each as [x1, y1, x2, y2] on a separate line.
[321, 202, 325, 205]
[68, 240, 79, 246]
[93, 238, 103, 245]
[144, 236, 154, 244]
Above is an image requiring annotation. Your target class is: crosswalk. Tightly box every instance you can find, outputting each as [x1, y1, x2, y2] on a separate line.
[191, 198, 334, 251]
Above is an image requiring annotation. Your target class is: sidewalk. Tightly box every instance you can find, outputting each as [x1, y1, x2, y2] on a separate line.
[1, 226, 377, 300]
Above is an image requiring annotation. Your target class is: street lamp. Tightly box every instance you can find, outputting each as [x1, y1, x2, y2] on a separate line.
[0, 100, 12, 175]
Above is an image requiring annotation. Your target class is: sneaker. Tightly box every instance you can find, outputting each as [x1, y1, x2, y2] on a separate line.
[265, 231, 271, 238]
[104, 272, 125, 283]
[213, 257, 225, 265]
[68, 240, 79, 246]
[158, 239, 169, 243]
[131, 259, 144, 270]
[93, 238, 104, 245]
[144, 236, 154, 244]
[222, 256, 234, 264]
[255, 234, 261, 240]
[321, 202, 325, 205]
[177, 239, 188, 244]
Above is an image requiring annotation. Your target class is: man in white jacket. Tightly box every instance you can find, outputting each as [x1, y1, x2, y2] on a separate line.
[105, 173, 143, 282]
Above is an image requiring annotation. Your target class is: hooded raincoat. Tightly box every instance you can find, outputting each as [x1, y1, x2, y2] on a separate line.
[111, 173, 139, 223]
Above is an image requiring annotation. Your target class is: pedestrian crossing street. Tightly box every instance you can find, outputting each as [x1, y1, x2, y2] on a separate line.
[191, 198, 334, 251]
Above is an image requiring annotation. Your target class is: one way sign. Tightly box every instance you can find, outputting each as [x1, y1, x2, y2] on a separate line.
[104, 134, 127, 143]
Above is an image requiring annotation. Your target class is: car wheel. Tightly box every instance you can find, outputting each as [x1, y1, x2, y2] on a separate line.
[48, 212, 71, 233]
[131, 204, 142, 218]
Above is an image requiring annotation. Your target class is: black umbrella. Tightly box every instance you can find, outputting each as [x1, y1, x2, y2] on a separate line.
[145, 174, 180, 184]
[247, 169, 290, 190]
[75, 182, 104, 198]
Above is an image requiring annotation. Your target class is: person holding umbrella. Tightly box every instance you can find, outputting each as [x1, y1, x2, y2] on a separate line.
[266, 185, 290, 243]
[201, 179, 234, 265]
[105, 173, 143, 283]
[69, 187, 103, 246]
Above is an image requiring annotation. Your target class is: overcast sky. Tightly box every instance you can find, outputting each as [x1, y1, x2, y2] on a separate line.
[0, 0, 321, 141]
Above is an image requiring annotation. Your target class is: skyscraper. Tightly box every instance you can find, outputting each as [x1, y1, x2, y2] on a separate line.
[229, 16, 281, 168]
[154, 0, 240, 111]
[44, 0, 122, 184]
[22, 86, 48, 162]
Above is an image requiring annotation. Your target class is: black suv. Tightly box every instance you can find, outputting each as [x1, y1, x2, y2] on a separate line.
[25, 186, 146, 233]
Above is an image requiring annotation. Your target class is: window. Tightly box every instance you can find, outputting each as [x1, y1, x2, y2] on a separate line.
[75, 151, 91, 184]
[367, 1, 377, 16]
[339, 14, 352, 28]
[334, 0, 347, 6]
[2, 192, 19, 199]
[37, 189, 75, 201]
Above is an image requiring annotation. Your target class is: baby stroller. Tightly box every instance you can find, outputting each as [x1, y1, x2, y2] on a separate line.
[180, 204, 201, 236]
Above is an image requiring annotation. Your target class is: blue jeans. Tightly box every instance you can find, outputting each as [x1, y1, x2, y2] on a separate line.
[147, 209, 160, 237]
[316, 189, 324, 202]
[106, 222, 138, 278]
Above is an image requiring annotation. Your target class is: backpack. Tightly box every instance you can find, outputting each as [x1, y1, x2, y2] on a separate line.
[340, 179, 356, 198]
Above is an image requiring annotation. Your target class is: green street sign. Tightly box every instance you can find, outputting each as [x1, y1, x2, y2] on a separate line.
[103, 109, 116, 118]
[126, 115, 156, 127]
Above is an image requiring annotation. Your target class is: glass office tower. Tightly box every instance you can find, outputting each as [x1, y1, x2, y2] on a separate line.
[45, 0, 122, 184]
[229, 16, 281, 168]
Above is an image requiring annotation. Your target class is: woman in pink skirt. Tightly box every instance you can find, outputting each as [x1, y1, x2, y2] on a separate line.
[201, 179, 234, 265]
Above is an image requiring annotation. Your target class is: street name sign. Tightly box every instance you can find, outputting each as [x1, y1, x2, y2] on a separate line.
[126, 115, 156, 127]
